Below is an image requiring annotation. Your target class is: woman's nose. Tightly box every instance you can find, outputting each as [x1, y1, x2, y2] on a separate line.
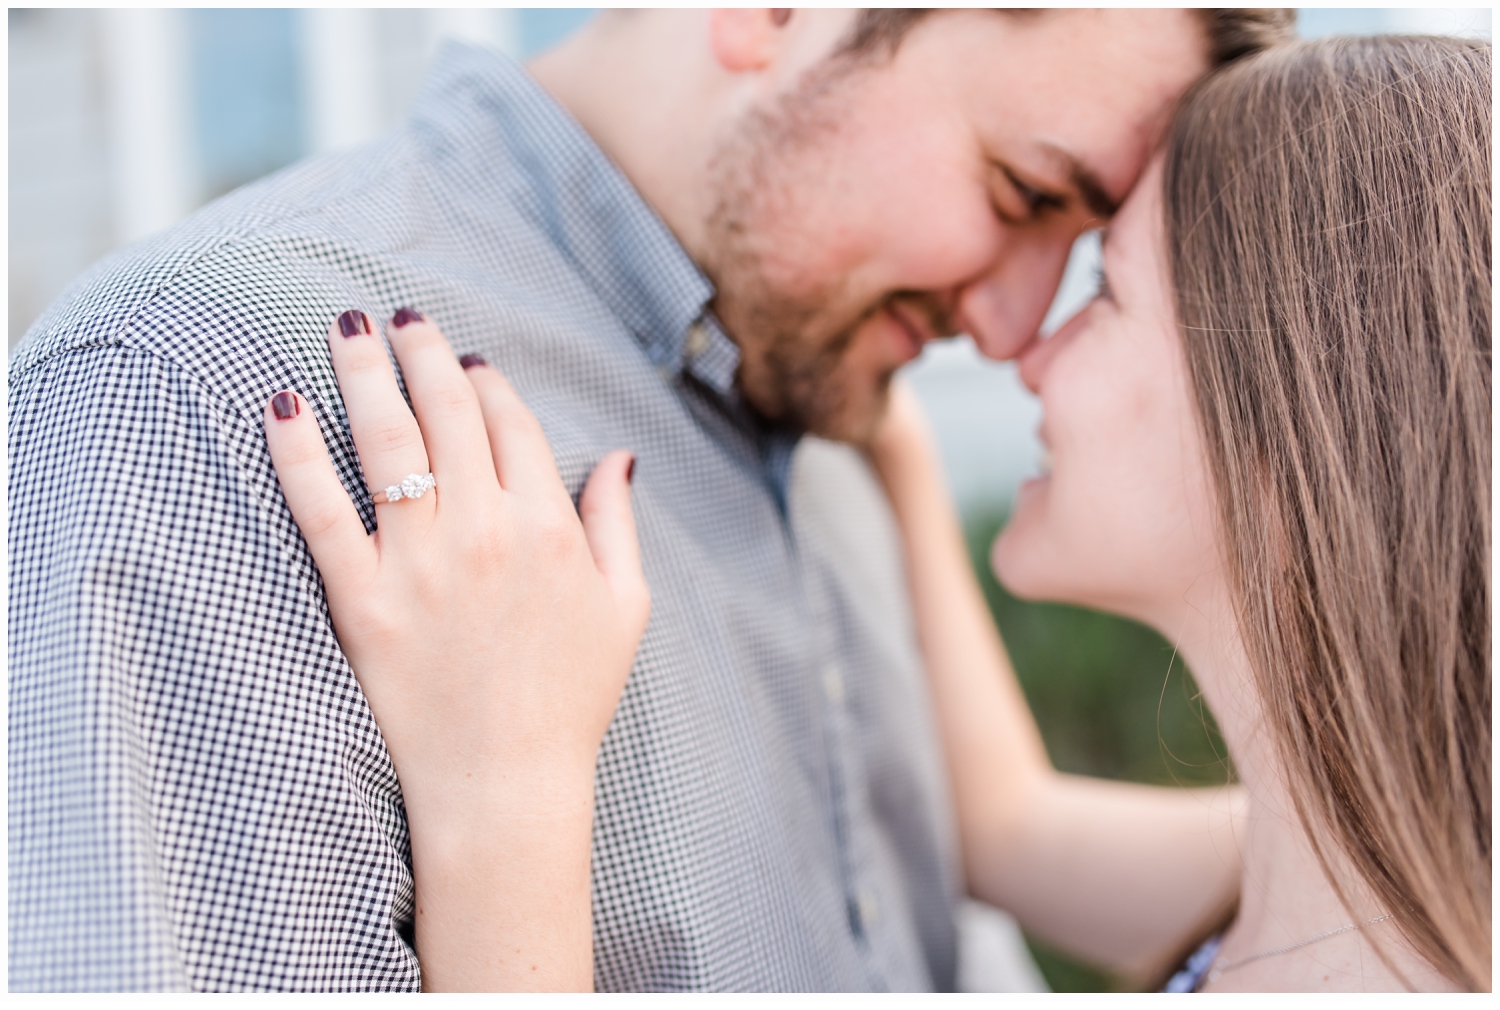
[1017, 310, 1085, 394]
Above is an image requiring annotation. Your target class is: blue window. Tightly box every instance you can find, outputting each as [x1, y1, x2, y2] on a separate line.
[188, 8, 304, 198]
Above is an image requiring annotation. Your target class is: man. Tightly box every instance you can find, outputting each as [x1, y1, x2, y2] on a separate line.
[10, 9, 1292, 991]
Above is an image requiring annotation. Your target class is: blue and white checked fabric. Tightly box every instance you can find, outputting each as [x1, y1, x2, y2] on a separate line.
[9, 45, 960, 991]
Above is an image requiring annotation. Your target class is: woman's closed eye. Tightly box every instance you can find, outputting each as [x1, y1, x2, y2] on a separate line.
[1093, 262, 1114, 302]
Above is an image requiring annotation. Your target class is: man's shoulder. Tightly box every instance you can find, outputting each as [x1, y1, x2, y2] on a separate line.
[7, 90, 673, 473]
[9, 135, 436, 391]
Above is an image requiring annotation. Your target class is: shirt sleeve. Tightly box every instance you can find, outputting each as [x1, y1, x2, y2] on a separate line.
[8, 343, 419, 991]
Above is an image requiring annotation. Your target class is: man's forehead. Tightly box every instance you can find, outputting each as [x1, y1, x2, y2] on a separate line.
[950, 8, 1208, 211]
[1022, 74, 1195, 222]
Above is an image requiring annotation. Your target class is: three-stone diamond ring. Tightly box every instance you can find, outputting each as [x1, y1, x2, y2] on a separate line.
[371, 472, 437, 505]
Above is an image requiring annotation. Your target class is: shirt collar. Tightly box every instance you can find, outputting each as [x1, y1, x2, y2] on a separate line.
[412, 44, 725, 388]
[413, 45, 800, 507]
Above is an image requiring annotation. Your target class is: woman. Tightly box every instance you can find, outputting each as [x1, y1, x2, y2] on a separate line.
[262, 34, 1489, 991]
[871, 34, 1490, 991]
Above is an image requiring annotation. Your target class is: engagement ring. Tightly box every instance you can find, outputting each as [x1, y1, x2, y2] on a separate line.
[371, 472, 436, 504]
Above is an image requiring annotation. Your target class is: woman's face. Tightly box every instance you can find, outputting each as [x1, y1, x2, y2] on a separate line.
[993, 157, 1222, 638]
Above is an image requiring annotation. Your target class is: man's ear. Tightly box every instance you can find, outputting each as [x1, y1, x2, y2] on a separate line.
[709, 9, 793, 73]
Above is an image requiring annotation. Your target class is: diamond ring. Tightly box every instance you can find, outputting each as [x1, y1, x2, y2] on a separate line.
[371, 472, 436, 505]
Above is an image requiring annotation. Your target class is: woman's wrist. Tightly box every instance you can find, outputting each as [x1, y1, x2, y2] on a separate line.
[406, 776, 597, 992]
[870, 429, 947, 530]
[399, 753, 598, 837]
[867, 381, 945, 505]
[408, 785, 595, 865]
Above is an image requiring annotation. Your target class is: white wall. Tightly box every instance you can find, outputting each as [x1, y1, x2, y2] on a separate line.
[98, 9, 200, 244]
[8, 8, 533, 345]
[9, 10, 116, 343]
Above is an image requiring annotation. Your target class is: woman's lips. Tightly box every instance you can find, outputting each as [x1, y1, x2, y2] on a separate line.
[1014, 470, 1051, 511]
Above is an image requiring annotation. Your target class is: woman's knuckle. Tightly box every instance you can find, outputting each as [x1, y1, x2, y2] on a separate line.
[365, 419, 421, 455]
[280, 438, 326, 467]
[512, 405, 547, 437]
[622, 582, 651, 624]
[406, 324, 445, 348]
[340, 601, 397, 647]
[299, 503, 345, 541]
[430, 382, 472, 412]
[341, 349, 387, 376]
[468, 522, 509, 564]
[532, 509, 579, 557]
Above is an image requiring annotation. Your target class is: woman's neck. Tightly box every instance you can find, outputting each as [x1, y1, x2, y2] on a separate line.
[1215, 768, 1426, 990]
[1164, 590, 1452, 991]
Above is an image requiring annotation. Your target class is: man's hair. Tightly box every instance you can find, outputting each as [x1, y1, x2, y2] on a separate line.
[837, 9, 1297, 68]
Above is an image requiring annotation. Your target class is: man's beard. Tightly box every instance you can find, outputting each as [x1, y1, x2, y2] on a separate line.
[713, 251, 894, 442]
[700, 58, 948, 444]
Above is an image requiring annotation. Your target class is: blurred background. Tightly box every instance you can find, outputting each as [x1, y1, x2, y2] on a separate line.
[8, 6, 1493, 992]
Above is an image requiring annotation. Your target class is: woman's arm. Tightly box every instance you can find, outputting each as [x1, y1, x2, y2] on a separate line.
[264, 311, 649, 990]
[868, 379, 1241, 979]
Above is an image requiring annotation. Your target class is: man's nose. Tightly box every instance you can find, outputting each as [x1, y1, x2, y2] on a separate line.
[953, 236, 1075, 361]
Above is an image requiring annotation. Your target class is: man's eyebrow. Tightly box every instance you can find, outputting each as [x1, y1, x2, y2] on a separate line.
[1072, 165, 1119, 221]
[1041, 142, 1121, 220]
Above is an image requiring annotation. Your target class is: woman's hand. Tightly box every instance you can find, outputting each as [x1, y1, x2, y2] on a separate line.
[867, 377, 1242, 979]
[868, 376, 948, 483]
[263, 308, 648, 991]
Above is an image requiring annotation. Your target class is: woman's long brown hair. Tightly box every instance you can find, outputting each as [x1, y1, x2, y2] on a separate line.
[1164, 35, 1491, 989]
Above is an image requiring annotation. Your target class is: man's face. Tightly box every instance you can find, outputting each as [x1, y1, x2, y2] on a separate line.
[702, 9, 1210, 443]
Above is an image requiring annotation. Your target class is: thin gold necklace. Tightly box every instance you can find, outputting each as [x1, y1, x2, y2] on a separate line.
[1207, 912, 1396, 983]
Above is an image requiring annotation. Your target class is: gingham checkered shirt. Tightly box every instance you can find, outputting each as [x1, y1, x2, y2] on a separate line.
[9, 45, 960, 991]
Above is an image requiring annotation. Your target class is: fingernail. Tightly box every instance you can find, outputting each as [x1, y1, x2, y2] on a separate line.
[392, 307, 425, 328]
[338, 310, 371, 337]
[625, 455, 636, 484]
[459, 354, 486, 370]
[271, 391, 300, 420]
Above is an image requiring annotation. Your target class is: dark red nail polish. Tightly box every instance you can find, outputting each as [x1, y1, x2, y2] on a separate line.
[625, 455, 636, 484]
[392, 307, 425, 328]
[338, 310, 371, 337]
[459, 354, 486, 369]
[271, 391, 300, 420]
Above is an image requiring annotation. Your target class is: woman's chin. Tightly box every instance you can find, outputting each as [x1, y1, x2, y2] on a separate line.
[991, 483, 1053, 600]
[995, 476, 1100, 609]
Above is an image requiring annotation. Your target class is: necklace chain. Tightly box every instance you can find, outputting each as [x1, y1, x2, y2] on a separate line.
[1207, 912, 1396, 982]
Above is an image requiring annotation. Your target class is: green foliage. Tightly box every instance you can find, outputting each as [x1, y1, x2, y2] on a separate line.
[963, 505, 1233, 991]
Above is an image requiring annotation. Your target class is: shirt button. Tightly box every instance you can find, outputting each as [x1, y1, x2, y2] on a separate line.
[858, 890, 880, 927]
[684, 322, 709, 358]
[822, 662, 845, 705]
